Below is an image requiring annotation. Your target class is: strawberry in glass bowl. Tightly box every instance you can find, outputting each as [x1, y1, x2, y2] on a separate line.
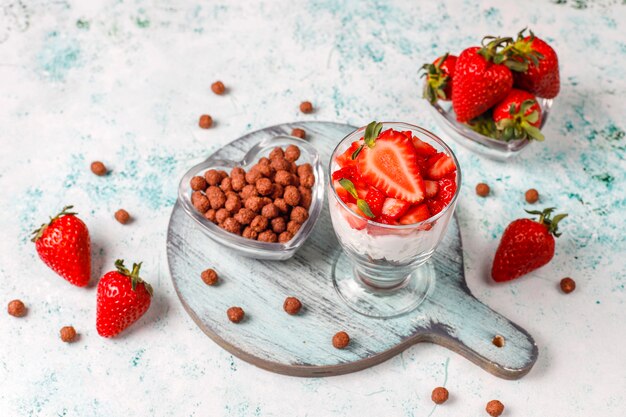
[328, 121, 461, 318]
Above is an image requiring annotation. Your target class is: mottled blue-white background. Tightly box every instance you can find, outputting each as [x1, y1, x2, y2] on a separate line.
[0, 0, 624, 416]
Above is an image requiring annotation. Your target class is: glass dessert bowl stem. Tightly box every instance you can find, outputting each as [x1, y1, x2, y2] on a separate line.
[328, 122, 461, 318]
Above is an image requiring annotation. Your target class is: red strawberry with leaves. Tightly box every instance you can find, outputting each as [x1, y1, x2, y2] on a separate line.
[492, 208, 567, 282]
[493, 88, 544, 141]
[421, 53, 457, 103]
[511, 29, 560, 99]
[452, 36, 525, 123]
[96, 260, 153, 337]
[31, 205, 91, 287]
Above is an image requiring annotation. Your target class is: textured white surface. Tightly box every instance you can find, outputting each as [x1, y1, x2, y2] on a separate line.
[0, 1, 625, 416]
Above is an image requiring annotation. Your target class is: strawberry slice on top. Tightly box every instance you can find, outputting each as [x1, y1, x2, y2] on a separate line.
[426, 152, 456, 180]
[356, 129, 425, 204]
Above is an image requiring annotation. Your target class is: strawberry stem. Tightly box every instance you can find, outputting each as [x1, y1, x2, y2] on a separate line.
[525, 207, 568, 237]
[30, 205, 77, 242]
[114, 259, 153, 296]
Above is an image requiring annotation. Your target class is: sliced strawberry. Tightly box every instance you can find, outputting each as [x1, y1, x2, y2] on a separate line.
[335, 141, 362, 167]
[426, 153, 456, 180]
[399, 204, 431, 225]
[374, 214, 397, 225]
[332, 166, 368, 198]
[381, 198, 411, 220]
[345, 203, 367, 230]
[424, 180, 439, 198]
[426, 174, 457, 215]
[334, 181, 356, 204]
[357, 133, 425, 203]
[364, 187, 386, 217]
[411, 136, 438, 157]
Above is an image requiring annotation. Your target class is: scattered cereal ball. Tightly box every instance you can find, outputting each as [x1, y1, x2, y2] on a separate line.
[220, 177, 233, 193]
[275, 170, 293, 186]
[201, 268, 219, 285]
[114, 209, 131, 224]
[227, 307, 245, 323]
[525, 188, 539, 204]
[250, 215, 269, 232]
[269, 147, 285, 160]
[278, 231, 293, 243]
[290, 206, 309, 224]
[221, 217, 242, 234]
[211, 80, 225, 95]
[300, 173, 315, 188]
[261, 203, 280, 219]
[271, 183, 284, 199]
[240, 184, 258, 200]
[274, 198, 289, 213]
[271, 157, 291, 172]
[7, 299, 26, 317]
[245, 168, 262, 185]
[204, 209, 217, 223]
[60, 326, 77, 343]
[332, 331, 350, 349]
[431, 387, 449, 404]
[245, 196, 264, 213]
[284, 186, 301, 206]
[287, 220, 301, 235]
[560, 277, 576, 294]
[193, 194, 210, 213]
[486, 400, 504, 417]
[199, 114, 213, 129]
[476, 183, 490, 197]
[258, 230, 278, 242]
[299, 101, 313, 114]
[284, 145, 301, 162]
[207, 186, 226, 210]
[204, 169, 222, 186]
[90, 161, 107, 176]
[190, 176, 208, 191]
[225, 193, 242, 213]
[242, 226, 258, 240]
[234, 208, 256, 225]
[291, 128, 306, 139]
[256, 178, 273, 196]
[215, 208, 230, 224]
[297, 163, 313, 177]
[299, 186, 312, 209]
[283, 297, 302, 315]
[271, 217, 287, 234]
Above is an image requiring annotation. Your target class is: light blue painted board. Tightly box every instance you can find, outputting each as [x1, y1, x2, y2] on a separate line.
[166, 122, 537, 379]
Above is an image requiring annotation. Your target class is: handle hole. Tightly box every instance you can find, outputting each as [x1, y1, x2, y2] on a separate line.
[492, 335, 505, 348]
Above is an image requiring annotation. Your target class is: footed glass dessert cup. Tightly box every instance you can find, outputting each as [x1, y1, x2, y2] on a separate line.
[328, 122, 461, 318]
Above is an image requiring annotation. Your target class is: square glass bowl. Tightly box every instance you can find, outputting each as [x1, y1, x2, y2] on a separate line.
[427, 98, 553, 161]
[177, 136, 325, 261]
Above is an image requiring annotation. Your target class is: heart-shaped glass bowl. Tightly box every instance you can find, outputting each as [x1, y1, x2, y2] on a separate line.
[427, 98, 553, 161]
[177, 136, 325, 261]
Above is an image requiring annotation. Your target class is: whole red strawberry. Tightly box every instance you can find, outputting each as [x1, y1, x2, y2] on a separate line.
[511, 29, 560, 99]
[492, 208, 567, 282]
[96, 260, 152, 337]
[452, 37, 522, 123]
[31, 205, 91, 287]
[421, 53, 457, 103]
[492, 88, 544, 141]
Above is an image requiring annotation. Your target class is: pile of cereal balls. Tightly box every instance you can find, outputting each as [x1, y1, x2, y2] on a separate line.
[190, 144, 315, 243]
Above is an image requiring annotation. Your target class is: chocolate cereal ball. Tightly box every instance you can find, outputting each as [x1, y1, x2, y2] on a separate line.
[284, 145, 301, 162]
[271, 157, 291, 172]
[486, 400, 504, 417]
[291, 128, 306, 139]
[199, 114, 213, 129]
[269, 147, 284, 160]
[227, 307, 245, 323]
[245, 196, 264, 212]
[274, 198, 289, 213]
[7, 299, 26, 317]
[525, 188, 539, 204]
[114, 209, 131, 225]
[332, 331, 350, 349]
[204, 209, 217, 223]
[299, 101, 313, 114]
[221, 217, 241, 234]
[271, 183, 284, 199]
[219, 177, 232, 193]
[258, 157, 271, 166]
[250, 215, 269, 232]
[201, 268, 219, 285]
[287, 220, 301, 235]
[234, 208, 256, 225]
[278, 231, 293, 243]
[190, 176, 207, 191]
[299, 186, 312, 209]
[300, 173, 315, 188]
[207, 186, 226, 210]
[271, 217, 286, 234]
[215, 208, 230, 224]
[60, 326, 77, 343]
[291, 206, 309, 224]
[225, 193, 242, 213]
[256, 178, 273, 196]
[242, 227, 258, 240]
[245, 168, 262, 185]
[431, 387, 449, 404]
[193, 194, 210, 213]
[283, 186, 301, 206]
[275, 170, 293, 186]
[297, 163, 313, 177]
[283, 297, 302, 315]
[240, 184, 258, 200]
[90, 161, 107, 176]
[211, 81, 226, 95]
[261, 203, 280, 219]
[258, 230, 278, 242]
[204, 169, 222, 186]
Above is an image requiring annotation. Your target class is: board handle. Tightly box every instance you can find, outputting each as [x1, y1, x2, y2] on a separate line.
[428, 292, 538, 380]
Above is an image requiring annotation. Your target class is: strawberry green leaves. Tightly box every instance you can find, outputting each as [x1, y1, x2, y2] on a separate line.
[352, 121, 383, 160]
[338, 178, 375, 218]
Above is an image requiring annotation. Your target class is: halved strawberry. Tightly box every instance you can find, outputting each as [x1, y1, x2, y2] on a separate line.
[424, 180, 439, 198]
[411, 136, 438, 157]
[357, 132, 425, 203]
[381, 198, 411, 220]
[336, 141, 362, 167]
[426, 153, 456, 180]
[345, 203, 367, 230]
[426, 174, 457, 215]
[364, 187, 386, 217]
[399, 204, 431, 225]
[334, 181, 356, 204]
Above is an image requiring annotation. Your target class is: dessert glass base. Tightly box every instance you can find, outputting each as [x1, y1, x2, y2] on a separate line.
[332, 251, 435, 318]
